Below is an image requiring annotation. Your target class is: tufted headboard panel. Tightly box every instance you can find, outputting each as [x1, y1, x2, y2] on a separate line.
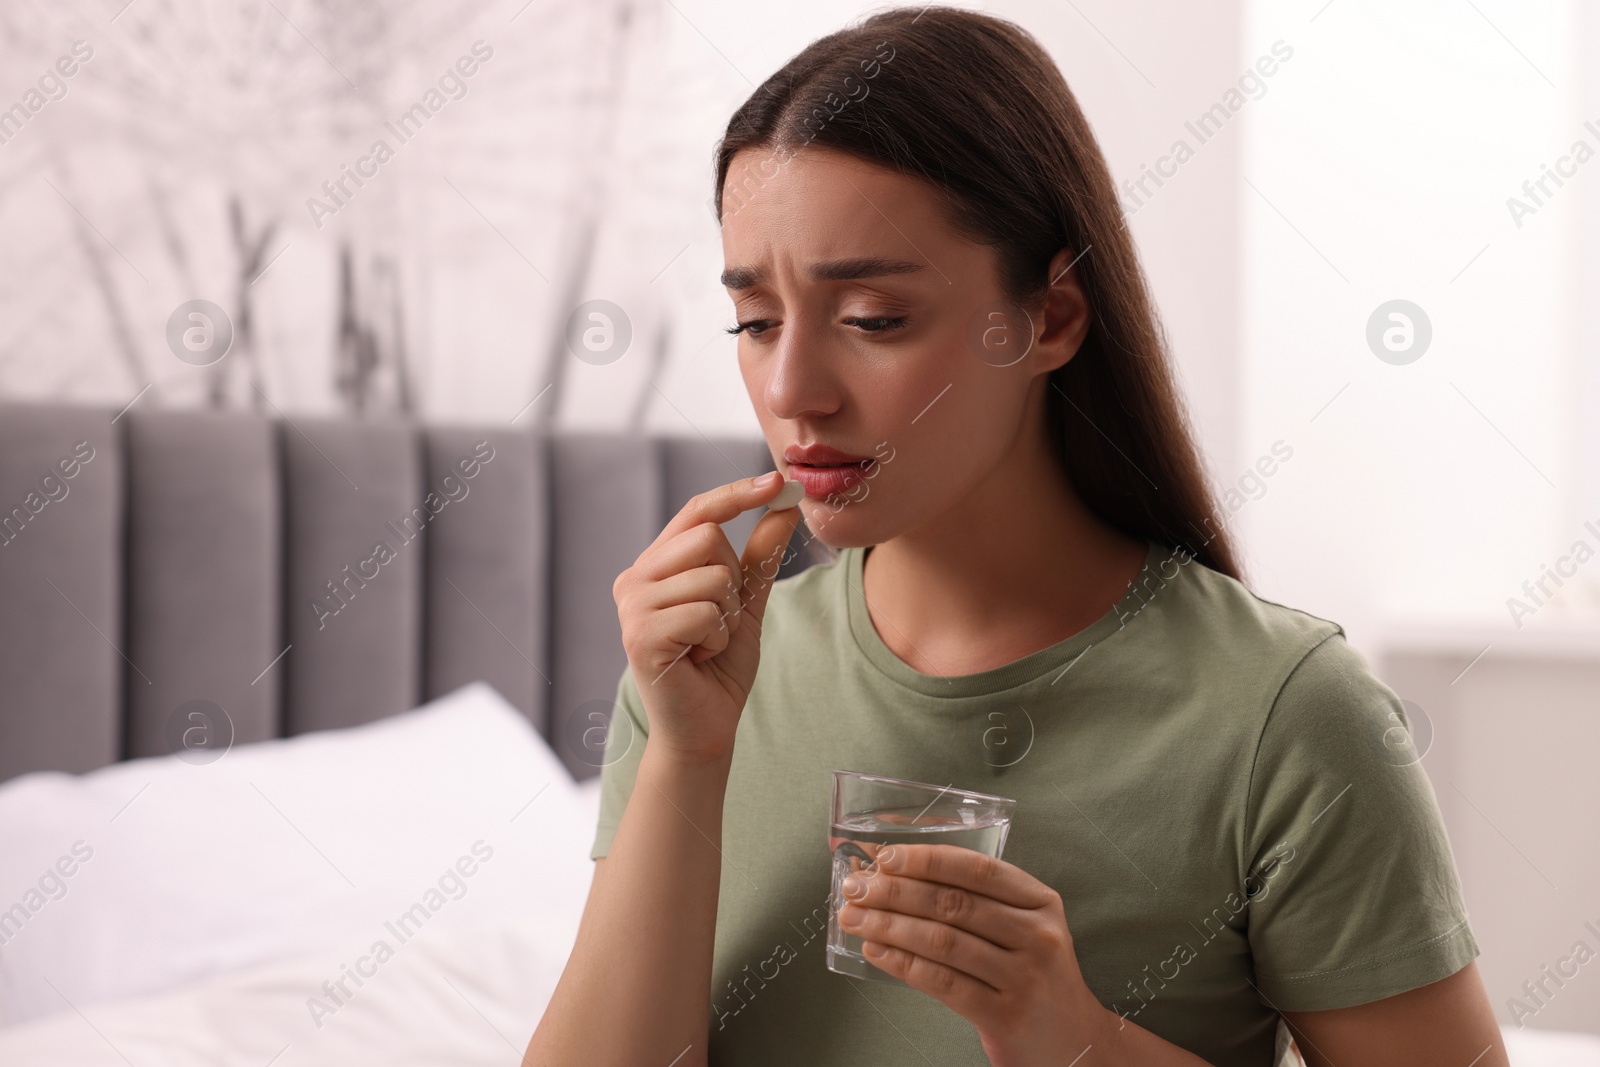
[0, 403, 795, 783]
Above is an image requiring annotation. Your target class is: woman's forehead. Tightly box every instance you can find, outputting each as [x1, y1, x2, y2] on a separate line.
[719, 148, 969, 282]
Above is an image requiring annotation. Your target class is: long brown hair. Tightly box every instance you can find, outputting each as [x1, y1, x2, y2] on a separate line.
[715, 6, 1242, 580]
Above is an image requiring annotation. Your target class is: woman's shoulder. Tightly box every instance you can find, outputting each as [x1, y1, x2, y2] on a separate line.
[1145, 545, 1418, 758]
[1122, 543, 1405, 737]
[1142, 542, 1348, 670]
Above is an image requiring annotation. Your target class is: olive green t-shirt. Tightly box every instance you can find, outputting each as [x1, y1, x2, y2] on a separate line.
[590, 541, 1478, 1066]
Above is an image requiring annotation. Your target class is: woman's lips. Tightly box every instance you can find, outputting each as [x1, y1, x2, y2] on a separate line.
[787, 459, 876, 499]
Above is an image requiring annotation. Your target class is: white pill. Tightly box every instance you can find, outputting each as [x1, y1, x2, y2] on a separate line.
[766, 478, 806, 511]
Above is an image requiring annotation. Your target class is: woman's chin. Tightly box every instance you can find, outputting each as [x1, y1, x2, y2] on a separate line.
[795, 505, 882, 550]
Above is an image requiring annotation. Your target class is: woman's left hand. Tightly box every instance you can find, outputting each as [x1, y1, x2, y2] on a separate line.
[835, 842, 1115, 1067]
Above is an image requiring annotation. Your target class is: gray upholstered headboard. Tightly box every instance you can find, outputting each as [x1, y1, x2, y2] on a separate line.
[0, 402, 795, 784]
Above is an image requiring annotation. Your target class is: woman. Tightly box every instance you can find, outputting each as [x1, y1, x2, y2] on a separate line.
[526, 8, 1506, 1066]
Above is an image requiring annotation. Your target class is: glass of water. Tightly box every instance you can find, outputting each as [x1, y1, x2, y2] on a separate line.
[827, 769, 1018, 985]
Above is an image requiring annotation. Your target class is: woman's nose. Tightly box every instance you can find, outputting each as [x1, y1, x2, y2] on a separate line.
[761, 320, 842, 422]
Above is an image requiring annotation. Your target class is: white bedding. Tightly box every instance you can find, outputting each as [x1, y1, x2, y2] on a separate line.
[0, 909, 1594, 1066]
[1, 684, 1596, 1065]
[0, 905, 583, 1066]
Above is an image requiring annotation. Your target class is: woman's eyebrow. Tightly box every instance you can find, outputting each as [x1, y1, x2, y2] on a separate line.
[719, 257, 926, 290]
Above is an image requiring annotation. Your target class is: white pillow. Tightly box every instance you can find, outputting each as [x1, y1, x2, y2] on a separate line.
[0, 682, 597, 1029]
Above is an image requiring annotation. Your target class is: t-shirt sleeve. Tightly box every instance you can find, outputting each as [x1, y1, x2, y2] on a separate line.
[1241, 632, 1479, 1011]
[589, 663, 650, 860]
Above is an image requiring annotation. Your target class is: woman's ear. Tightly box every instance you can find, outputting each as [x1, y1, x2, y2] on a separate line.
[1032, 246, 1092, 374]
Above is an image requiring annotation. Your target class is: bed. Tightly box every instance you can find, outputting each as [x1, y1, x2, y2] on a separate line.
[0, 402, 1593, 1065]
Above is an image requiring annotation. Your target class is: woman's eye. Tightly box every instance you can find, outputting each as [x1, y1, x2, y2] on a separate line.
[843, 316, 909, 333]
[727, 316, 908, 336]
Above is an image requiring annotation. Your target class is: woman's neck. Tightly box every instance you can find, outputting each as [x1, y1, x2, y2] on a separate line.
[859, 409, 1148, 678]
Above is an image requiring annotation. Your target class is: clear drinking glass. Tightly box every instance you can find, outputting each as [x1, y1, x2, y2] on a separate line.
[826, 769, 1018, 985]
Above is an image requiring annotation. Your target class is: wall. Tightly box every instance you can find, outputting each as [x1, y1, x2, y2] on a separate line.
[1384, 633, 1600, 1033]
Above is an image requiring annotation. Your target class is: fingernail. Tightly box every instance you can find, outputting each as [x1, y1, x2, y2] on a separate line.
[841, 873, 865, 898]
[757, 471, 781, 488]
[876, 846, 896, 868]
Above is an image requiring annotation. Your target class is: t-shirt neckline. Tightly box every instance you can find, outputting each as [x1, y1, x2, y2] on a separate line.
[843, 538, 1169, 699]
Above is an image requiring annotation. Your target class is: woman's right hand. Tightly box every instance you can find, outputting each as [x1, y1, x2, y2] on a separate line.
[612, 471, 804, 764]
